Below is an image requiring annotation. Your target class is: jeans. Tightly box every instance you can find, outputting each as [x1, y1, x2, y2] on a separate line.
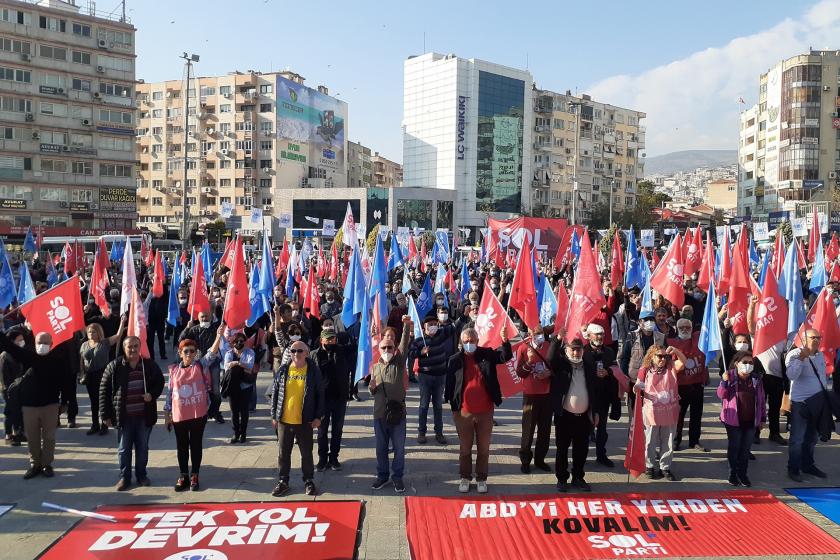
[417, 374, 445, 436]
[374, 417, 406, 480]
[763, 375, 785, 436]
[519, 394, 552, 466]
[555, 412, 591, 482]
[277, 421, 315, 483]
[454, 410, 494, 481]
[117, 415, 153, 482]
[318, 397, 347, 462]
[229, 386, 253, 437]
[645, 424, 675, 471]
[173, 416, 207, 475]
[788, 400, 819, 473]
[725, 423, 754, 477]
[675, 383, 704, 446]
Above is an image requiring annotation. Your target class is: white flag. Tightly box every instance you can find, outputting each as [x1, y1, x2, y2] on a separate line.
[120, 235, 136, 317]
[342, 202, 357, 247]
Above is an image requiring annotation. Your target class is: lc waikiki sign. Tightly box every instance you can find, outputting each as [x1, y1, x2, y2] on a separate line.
[457, 95, 467, 160]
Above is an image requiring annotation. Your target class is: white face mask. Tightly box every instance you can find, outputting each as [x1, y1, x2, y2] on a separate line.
[36, 344, 50, 356]
[566, 353, 583, 365]
[426, 325, 438, 336]
[737, 362, 754, 375]
[532, 334, 545, 348]
[178, 298, 188, 305]
[437, 313, 448, 322]
[734, 342, 749, 352]
[678, 330, 692, 341]
[380, 352, 393, 362]
[289, 335, 302, 342]
[462, 342, 477, 354]
[14, 339, 26, 348]
[199, 321, 211, 328]
[642, 321, 655, 333]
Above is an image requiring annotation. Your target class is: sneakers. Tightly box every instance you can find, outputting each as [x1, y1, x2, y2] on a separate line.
[788, 469, 804, 482]
[238, 434, 247, 444]
[738, 474, 752, 487]
[435, 434, 447, 445]
[596, 456, 615, 468]
[371, 478, 390, 490]
[458, 478, 470, 493]
[690, 443, 710, 452]
[803, 465, 828, 478]
[190, 475, 200, 491]
[417, 434, 427, 444]
[229, 435, 240, 444]
[570, 477, 591, 492]
[304, 480, 317, 496]
[316, 460, 328, 473]
[662, 470, 676, 481]
[175, 475, 189, 492]
[329, 459, 342, 471]
[769, 434, 788, 446]
[272, 481, 291, 497]
[533, 461, 552, 472]
[42, 466, 54, 478]
[116, 478, 130, 491]
[67, 420, 77, 429]
[728, 472, 741, 486]
[23, 466, 42, 480]
[476, 481, 488, 494]
[394, 478, 406, 494]
[645, 467, 662, 480]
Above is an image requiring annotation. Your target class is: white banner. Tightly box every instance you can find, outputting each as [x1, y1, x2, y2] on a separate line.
[640, 229, 655, 248]
[753, 222, 769, 241]
[716, 226, 727, 246]
[322, 218, 335, 237]
[397, 226, 409, 244]
[413, 227, 425, 236]
[805, 212, 829, 234]
[250, 208, 263, 224]
[220, 201, 233, 219]
[379, 225, 390, 240]
[304, 215, 320, 225]
[355, 222, 365, 238]
[278, 213, 292, 229]
[792, 217, 808, 237]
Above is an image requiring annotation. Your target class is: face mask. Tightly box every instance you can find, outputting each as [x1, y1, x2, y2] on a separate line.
[290, 335, 301, 342]
[681, 311, 693, 320]
[426, 325, 438, 336]
[326, 296, 335, 303]
[737, 362, 754, 375]
[437, 313, 448, 322]
[14, 339, 26, 348]
[469, 313, 478, 321]
[589, 338, 602, 347]
[199, 321, 211, 328]
[463, 342, 477, 354]
[381, 352, 393, 362]
[693, 292, 703, 301]
[642, 321, 655, 332]
[491, 284, 499, 291]
[435, 299, 444, 307]
[318, 290, 324, 297]
[36, 344, 50, 356]
[734, 342, 749, 352]
[179, 298, 188, 305]
[532, 334, 545, 348]
[566, 353, 583, 364]
[678, 330, 692, 341]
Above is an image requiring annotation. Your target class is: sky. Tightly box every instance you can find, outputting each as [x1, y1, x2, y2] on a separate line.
[127, 0, 840, 162]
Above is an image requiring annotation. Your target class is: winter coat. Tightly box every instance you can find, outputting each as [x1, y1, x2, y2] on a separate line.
[100, 357, 165, 428]
[445, 342, 512, 413]
[269, 357, 325, 424]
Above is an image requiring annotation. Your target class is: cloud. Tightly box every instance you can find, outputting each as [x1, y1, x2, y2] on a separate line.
[587, 0, 840, 156]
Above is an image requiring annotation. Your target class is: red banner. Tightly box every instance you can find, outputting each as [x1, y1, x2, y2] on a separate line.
[406, 491, 840, 560]
[488, 217, 568, 260]
[40, 501, 363, 560]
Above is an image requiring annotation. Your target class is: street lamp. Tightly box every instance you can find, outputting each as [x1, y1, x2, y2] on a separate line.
[179, 52, 199, 250]
[568, 101, 581, 225]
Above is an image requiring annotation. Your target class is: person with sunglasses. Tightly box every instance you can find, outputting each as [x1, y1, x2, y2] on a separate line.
[270, 340, 325, 497]
[718, 351, 766, 487]
[163, 325, 224, 492]
[634, 344, 687, 481]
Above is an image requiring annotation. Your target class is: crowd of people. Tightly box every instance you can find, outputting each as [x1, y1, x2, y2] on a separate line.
[0, 229, 836, 498]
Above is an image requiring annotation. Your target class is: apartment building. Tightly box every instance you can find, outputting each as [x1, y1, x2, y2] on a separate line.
[136, 69, 347, 238]
[371, 151, 401, 187]
[347, 140, 371, 188]
[0, 0, 136, 237]
[532, 89, 646, 222]
[737, 49, 840, 219]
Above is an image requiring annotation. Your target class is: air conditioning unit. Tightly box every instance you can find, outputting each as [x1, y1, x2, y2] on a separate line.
[245, 150, 252, 156]
[207, 128, 215, 135]
[262, 167, 271, 173]
[90, 203, 98, 210]
[57, 88, 65, 95]
[98, 39, 108, 49]
[59, 201, 68, 208]
[61, 145, 70, 152]
[96, 65, 105, 73]
[197, 112, 207, 119]
[20, 53, 30, 62]
[31, 131, 39, 139]
[263, 130, 272, 137]
[830, 171, 838, 179]
[824, 86, 832, 92]
[263, 204, 272, 211]
[203, 210, 214, 216]
[220, 149, 228, 156]
[93, 92, 102, 99]
[24, 113, 34, 122]
[82, 118, 92, 126]
[223, 93, 232, 99]
[202, 187, 212, 193]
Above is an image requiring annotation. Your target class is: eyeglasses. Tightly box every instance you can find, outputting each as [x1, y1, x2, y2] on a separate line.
[380, 346, 395, 351]
[655, 354, 669, 359]
[290, 349, 306, 354]
[182, 348, 197, 354]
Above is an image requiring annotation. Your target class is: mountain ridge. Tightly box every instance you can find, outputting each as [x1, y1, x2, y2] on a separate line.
[643, 149, 737, 176]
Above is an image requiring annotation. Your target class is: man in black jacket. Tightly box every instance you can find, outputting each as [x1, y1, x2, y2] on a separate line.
[407, 314, 454, 444]
[547, 337, 605, 492]
[311, 327, 355, 471]
[584, 324, 620, 468]
[146, 283, 169, 360]
[100, 335, 165, 491]
[0, 329, 74, 479]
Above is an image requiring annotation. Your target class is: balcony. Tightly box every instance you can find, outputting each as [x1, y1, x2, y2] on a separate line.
[534, 103, 551, 114]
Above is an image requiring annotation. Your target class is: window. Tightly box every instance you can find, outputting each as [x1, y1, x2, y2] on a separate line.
[220, 86, 232, 95]
[151, 162, 162, 171]
[39, 16, 66, 32]
[625, 196, 634, 206]
[260, 178, 271, 188]
[99, 109, 132, 124]
[0, 38, 30, 55]
[97, 54, 133, 72]
[72, 161, 92, 175]
[151, 144, 163, 153]
[220, 178, 231, 187]
[220, 104, 231, 113]
[219, 141, 230, 151]
[98, 29, 132, 47]
[152, 109, 163, 118]
[98, 136, 131, 151]
[39, 44, 67, 61]
[72, 22, 91, 36]
[40, 102, 67, 116]
[260, 159, 272, 169]
[220, 160, 231, 169]
[40, 216, 68, 227]
[40, 159, 67, 172]
[260, 140, 272, 150]
[259, 121, 272, 133]
[100, 163, 132, 177]
[71, 51, 91, 65]
[259, 103, 272, 113]
[0, 9, 30, 25]
[219, 123, 231, 133]
[70, 105, 92, 119]
[71, 189, 93, 202]
[0, 67, 30, 83]
[0, 185, 31, 200]
[220, 196, 231, 204]
[0, 127, 17, 140]
[42, 73, 63, 88]
[152, 197, 163, 206]
[39, 187, 68, 202]
[200, 86, 216, 96]
[40, 130, 67, 145]
[152, 91, 163, 100]
[71, 77, 91, 92]
[236, 140, 252, 151]
[99, 82, 131, 97]
[0, 155, 30, 170]
[152, 180, 163, 189]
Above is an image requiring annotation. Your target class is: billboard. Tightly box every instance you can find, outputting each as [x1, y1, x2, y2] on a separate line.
[491, 116, 521, 202]
[764, 63, 782, 188]
[488, 216, 569, 259]
[277, 76, 347, 178]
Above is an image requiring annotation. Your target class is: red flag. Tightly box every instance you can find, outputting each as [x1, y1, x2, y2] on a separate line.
[808, 208, 821, 264]
[794, 288, 840, 374]
[649, 233, 685, 308]
[718, 229, 732, 295]
[831, 262, 840, 284]
[127, 285, 150, 359]
[317, 246, 326, 279]
[697, 232, 715, 292]
[140, 235, 150, 265]
[476, 281, 517, 348]
[753, 268, 788, 356]
[63, 242, 76, 275]
[152, 250, 164, 298]
[496, 341, 525, 397]
[20, 275, 85, 346]
[727, 235, 752, 335]
[223, 236, 250, 329]
[408, 235, 418, 264]
[179, 250, 187, 265]
[90, 239, 110, 318]
[553, 282, 569, 336]
[187, 256, 210, 319]
[651, 248, 660, 270]
[279, 240, 290, 271]
[610, 230, 624, 289]
[772, 233, 785, 280]
[508, 237, 540, 330]
[564, 230, 606, 342]
[827, 233, 840, 266]
[329, 241, 339, 281]
[219, 239, 232, 270]
[420, 237, 427, 273]
[796, 238, 807, 270]
[736, 224, 749, 270]
[306, 265, 321, 320]
[683, 226, 703, 277]
[624, 393, 647, 478]
[446, 267, 456, 297]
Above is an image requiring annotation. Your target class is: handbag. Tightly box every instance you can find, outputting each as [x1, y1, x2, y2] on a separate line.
[780, 392, 792, 414]
[380, 372, 405, 426]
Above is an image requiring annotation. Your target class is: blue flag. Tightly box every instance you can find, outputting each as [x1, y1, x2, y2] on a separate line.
[780, 239, 806, 335]
[369, 236, 389, 321]
[416, 273, 434, 319]
[247, 263, 269, 327]
[354, 290, 372, 383]
[407, 294, 425, 342]
[640, 256, 654, 319]
[388, 233, 404, 272]
[401, 264, 413, 295]
[539, 276, 557, 328]
[166, 254, 183, 327]
[258, 235, 275, 311]
[46, 254, 58, 288]
[23, 227, 37, 254]
[698, 281, 723, 366]
[16, 260, 35, 304]
[340, 246, 366, 327]
[570, 229, 581, 258]
[459, 259, 472, 301]
[0, 251, 16, 308]
[749, 236, 760, 267]
[757, 249, 770, 289]
[201, 241, 214, 286]
[624, 228, 644, 289]
[432, 230, 450, 264]
[810, 239, 827, 295]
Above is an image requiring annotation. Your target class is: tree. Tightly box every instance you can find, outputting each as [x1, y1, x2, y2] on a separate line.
[588, 200, 612, 230]
[777, 221, 793, 246]
[598, 223, 620, 261]
[365, 224, 380, 254]
[622, 180, 671, 229]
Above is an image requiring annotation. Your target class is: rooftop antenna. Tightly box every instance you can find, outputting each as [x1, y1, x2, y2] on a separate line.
[526, 52, 529, 70]
[423, 31, 426, 54]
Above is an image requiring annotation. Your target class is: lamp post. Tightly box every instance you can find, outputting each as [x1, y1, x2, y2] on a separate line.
[179, 52, 199, 251]
[569, 101, 581, 225]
